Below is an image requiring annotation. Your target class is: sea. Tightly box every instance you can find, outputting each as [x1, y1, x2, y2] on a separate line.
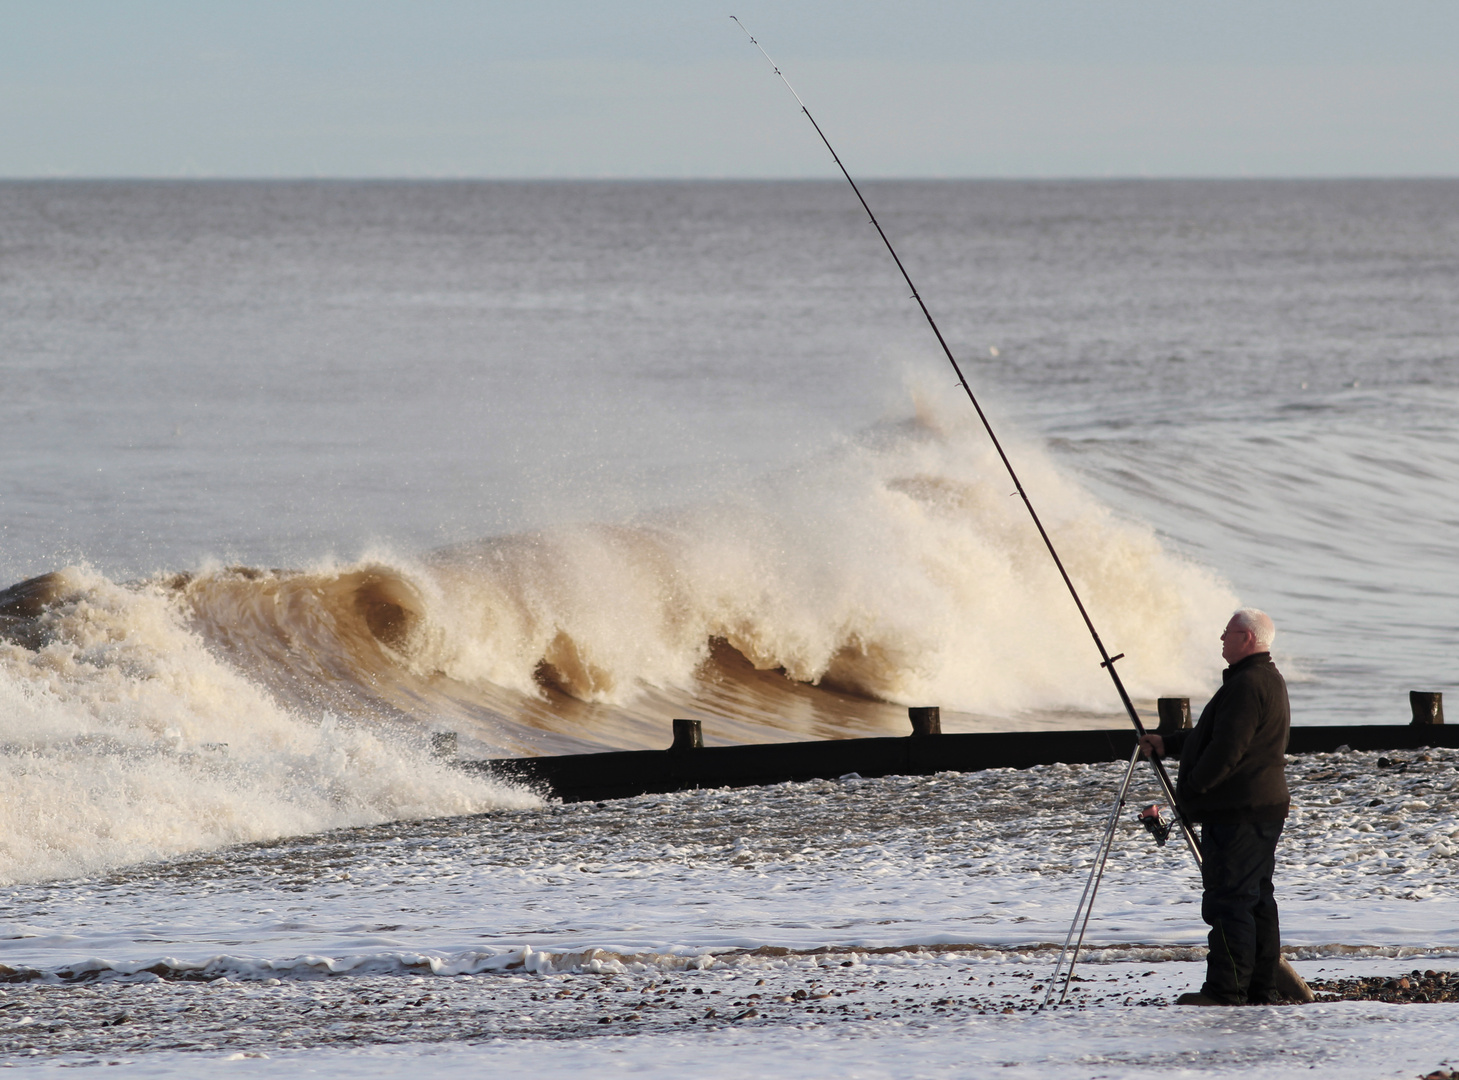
[1, 180, 1457, 1076]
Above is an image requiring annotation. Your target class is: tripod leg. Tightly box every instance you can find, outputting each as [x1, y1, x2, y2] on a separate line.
[1041, 744, 1142, 1010]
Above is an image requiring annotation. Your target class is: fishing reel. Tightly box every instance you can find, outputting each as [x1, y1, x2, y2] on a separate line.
[1138, 803, 1172, 847]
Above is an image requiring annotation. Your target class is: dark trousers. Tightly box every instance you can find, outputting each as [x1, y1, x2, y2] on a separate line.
[1198, 820, 1283, 1004]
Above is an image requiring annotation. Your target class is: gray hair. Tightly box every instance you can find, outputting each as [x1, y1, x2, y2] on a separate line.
[1231, 608, 1276, 649]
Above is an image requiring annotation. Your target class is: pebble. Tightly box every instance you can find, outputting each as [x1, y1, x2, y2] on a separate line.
[1307, 970, 1459, 1004]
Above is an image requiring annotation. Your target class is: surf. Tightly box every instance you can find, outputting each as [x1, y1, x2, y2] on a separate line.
[0, 401, 1234, 885]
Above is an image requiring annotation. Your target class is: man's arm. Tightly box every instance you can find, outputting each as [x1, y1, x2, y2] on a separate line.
[1141, 729, 1188, 759]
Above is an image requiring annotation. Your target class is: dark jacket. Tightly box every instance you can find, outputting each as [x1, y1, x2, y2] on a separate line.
[1163, 652, 1290, 822]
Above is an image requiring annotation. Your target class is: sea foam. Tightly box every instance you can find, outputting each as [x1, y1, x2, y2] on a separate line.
[0, 567, 539, 886]
[381, 395, 1236, 713]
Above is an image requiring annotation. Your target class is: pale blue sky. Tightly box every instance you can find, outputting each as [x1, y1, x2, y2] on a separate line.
[3, 1, 1457, 177]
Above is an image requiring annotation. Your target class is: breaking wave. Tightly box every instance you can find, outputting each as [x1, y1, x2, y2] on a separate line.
[0, 400, 1236, 884]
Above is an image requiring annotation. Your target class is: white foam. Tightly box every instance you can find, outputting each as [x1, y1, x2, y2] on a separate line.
[404, 394, 1236, 714]
[9, 753, 1455, 979]
[1, 397, 1241, 882]
[0, 567, 539, 886]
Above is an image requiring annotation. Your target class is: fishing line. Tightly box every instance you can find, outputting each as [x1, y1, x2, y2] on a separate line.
[730, 15, 1200, 868]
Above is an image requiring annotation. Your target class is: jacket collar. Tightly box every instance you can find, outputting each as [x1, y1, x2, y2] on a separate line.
[1222, 651, 1271, 682]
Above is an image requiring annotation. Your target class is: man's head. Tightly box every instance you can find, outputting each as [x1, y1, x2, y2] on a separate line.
[1221, 608, 1275, 664]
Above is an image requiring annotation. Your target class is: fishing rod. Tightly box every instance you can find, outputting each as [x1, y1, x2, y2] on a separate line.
[730, 16, 1201, 868]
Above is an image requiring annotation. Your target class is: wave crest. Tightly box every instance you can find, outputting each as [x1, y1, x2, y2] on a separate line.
[166, 405, 1236, 726]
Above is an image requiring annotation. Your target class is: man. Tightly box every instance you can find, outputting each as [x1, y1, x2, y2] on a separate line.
[1140, 608, 1290, 1006]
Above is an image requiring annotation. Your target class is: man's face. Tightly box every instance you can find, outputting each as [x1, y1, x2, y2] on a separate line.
[1221, 616, 1257, 664]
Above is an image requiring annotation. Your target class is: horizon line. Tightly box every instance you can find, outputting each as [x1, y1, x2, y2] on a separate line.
[2, 173, 1457, 183]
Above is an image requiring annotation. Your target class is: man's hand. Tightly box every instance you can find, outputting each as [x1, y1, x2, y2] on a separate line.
[1139, 733, 1166, 760]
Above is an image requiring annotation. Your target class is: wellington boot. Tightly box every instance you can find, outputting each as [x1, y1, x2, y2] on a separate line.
[1175, 991, 1234, 1006]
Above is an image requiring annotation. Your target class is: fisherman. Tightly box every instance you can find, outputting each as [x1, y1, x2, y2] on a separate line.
[1139, 608, 1290, 1006]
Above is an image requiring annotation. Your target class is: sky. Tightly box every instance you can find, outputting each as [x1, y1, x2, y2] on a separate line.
[2, 0, 1458, 178]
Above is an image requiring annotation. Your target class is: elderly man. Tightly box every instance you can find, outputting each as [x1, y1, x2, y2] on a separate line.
[1140, 608, 1290, 1006]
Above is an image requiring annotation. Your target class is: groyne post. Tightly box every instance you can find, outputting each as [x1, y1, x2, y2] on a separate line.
[909, 707, 941, 736]
[1156, 698, 1191, 734]
[671, 718, 704, 751]
[1410, 691, 1445, 726]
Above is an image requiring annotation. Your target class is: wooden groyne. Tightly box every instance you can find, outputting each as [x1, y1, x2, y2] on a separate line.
[455, 693, 1452, 803]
